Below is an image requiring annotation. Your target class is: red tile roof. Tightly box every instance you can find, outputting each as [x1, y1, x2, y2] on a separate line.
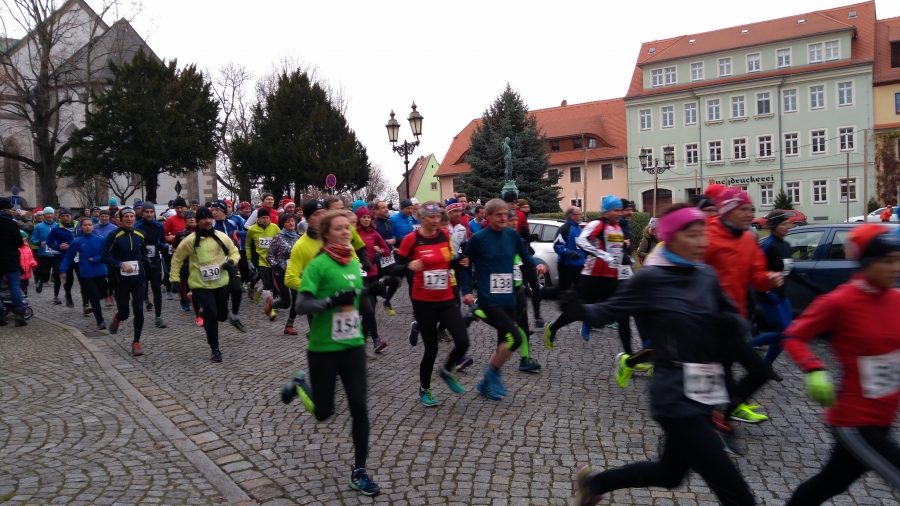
[398, 154, 435, 199]
[434, 98, 627, 177]
[874, 16, 900, 85]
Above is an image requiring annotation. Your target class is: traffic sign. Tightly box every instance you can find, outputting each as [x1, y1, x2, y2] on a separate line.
[11, 186, 19, 196]
[326, 174, 336, 189]
[10, 195, 20, 206]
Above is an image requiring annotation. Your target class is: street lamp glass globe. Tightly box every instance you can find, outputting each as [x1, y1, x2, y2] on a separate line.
[664, 151, 675, 167]
[639, 153, 650, 167]
[385, 110, 400, 143]
[408, 102, 423, 138]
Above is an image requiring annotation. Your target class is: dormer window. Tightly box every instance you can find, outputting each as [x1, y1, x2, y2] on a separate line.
[798, 19, 806, 24]
[688, 39, 696, 44]
[741, 30, 748, 34]
[551, 140, 560, 152]
[648, 47, 656, 54]
[574, 137, 583, 150]
[848, 11, 857, 18]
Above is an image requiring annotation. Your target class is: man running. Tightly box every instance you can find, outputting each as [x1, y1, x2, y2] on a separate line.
[246, 207, 280, 304]
[545, 206, 584, 298]
[101, 207, 151, 356]
[135, 203, 166, 328]
[210, 200, 246, 330]
[45, 207, 79, 307]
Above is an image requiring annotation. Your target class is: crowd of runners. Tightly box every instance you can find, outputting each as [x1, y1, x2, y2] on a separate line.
[0, 184, 898, 505]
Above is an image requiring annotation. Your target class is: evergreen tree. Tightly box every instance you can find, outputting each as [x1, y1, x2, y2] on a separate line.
[459, 84, 560, 212]
[62, 48, 219, 203]
[773, 189, 793, 210]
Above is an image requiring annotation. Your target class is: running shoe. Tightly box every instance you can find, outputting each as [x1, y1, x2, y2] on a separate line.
[407, 321, 419, 346]
[606, 322, 619, 330]
[154, 316, 166, 328]
[166, 291, 173, 301]
[614, 352, 633, 389]
[454, 356, 474, 372]
[580, 324, 591, 341]
[97, 321, 107, 331]
[145, 300, 152, 311]
[280, 370, 315, 414]
[264, 297, 276, 321]
[108, 313, 120, 335]
[634, 363, 653, 373]
[180, 298, 191, 312]
[65, 295, 74, 308]
[35, 280, 43, 294]
[712, 411, 744, 456]
[210, 349, 222, 363]
[131, 342, 143, 356]
[349, 467, 381, 496]
[464, 303, 480, 327]
[485, 368, 508, 396]
[83, 307, 93, 316]
[373, 338, 387, 354]
[419, 387, 438, 406]
[574, 464, 607, 506]
[518, 357, 541, 372]
[768, 366, 784, 382]
[104, 295, 114, 306]
[284, 325, 298, 336]
[196, 316, 204, 326]
[476, 379, 502, 401]
[543, 322, 556, 351]
[533, 317, 545, 329]
[253, 290, 260, 304]
[439, 368, 465, 394]
[383, 302, 396, 316]
[731, 404, 768, 424]
[229, 317, 247, 333]
[437, 329, 452, 342]
[52, 297, 62, 305]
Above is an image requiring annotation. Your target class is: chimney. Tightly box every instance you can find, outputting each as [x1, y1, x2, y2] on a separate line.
[561, 100, 567, 106]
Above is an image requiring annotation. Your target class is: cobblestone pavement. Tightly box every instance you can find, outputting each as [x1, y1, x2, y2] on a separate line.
[8, 278, 900, 505]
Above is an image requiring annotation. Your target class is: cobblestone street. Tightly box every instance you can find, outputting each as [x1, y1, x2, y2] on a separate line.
[2, 283, 899, 505]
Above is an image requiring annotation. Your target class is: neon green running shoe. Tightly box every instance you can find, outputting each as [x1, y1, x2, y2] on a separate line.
[615, 352, 633, 389]
[634, 363, 653, 372]
[543, 322, 555, 351]
[731, 403, 768, 423]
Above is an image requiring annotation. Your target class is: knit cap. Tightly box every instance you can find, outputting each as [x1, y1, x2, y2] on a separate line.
[601, 195, 622, 213]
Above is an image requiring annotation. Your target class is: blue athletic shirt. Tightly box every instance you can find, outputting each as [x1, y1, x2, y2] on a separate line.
[460, 225, 537, 309]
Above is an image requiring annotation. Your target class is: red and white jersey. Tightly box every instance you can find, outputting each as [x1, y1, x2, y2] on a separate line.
[447, 222, 467, 254]
[577, 219, 623, 278]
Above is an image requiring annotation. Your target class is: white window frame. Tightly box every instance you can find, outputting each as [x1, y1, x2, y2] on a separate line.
[759, 184, 774, 207]
[691, 62, 704, 81]
[684, 102, 698, 125]
[784, 132, 799, 157]
[639, 109, 652, 131]
[588, 138, 596, 148]
[685, 143, 699, 165]
[811, 129, 827, 155]
[786, 181, 801, 205]
[746, 52, 761, 73]
[757, 135, 774, 158]
[651, 69, 663, 87]
[810, 84, 826, 110]
[662, 145, 676, 170]
[825, 40, 840, 61]
[838, 126, 856, 152]
[777, 48, 792, 68]
[732, 137, 748, 161]
[839, 178, 857, 203]
[664, 66, 677, 85]
[812, 179, 829, 204]
[808, 42, 823, 64]
[837, 81, 854, 107]
[569, 166, 582, 183]
[707, 99, 721, 122]
[718, 57, 732, 77]
[661, 105, 674, 128]
[756, 92, 772, 116]
[783, 88, 798, 113]
[430, 182, 437, 191]
[708, 140, 723, 164]
[731, 96, 746, 119]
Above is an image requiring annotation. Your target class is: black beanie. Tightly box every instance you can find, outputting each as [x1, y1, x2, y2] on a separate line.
[173, 197, 187, 207]
[303, 200, 325, 217]
[195, 206, 213, 221]
[257, 207, 271, 218]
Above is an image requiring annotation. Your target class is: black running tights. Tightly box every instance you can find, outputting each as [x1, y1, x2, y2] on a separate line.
[412, 299, 470, 389]
[114, 279, 145, 343]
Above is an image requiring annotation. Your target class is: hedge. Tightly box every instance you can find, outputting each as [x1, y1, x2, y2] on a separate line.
[532, 212, 651, 234]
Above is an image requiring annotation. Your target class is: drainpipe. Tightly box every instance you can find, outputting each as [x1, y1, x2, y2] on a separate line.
[582, 134, 588, 211]
[776, 76, 786, 190]
[690, 90, 702, 192]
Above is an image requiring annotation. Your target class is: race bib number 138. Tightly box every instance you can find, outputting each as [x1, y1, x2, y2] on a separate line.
[489, 273, 513, 294]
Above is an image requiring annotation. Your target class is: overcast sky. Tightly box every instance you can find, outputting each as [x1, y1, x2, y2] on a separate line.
[34, 1, 900, 190]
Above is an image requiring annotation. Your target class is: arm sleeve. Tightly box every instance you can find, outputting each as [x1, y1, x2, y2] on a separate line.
[244, 209, 258, 228]
[582, 271, 647, 327]
[392, 233, 417, 274]
[374, 233, 389, 253]
[516, 236, 538, 269]
[782, 292, 840, 372]
[576, 221, 614, 263]
[100, 232, 119, 267]
[247, 228, 259, 265]
[284, 242, 303, 291]
[294, 291, 332, 315]
[59, 242, 76, 274]
[45, 229, 60, 251]
[169, 239, 188, 283]
[553, 223, 570, 257]
[350, 227, 365, 251]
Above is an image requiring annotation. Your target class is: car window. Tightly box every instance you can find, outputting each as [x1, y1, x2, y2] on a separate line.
[764, 211, 775, 219]
[786, 211, 797, 217]
[529, 224, 542, 240]
[784, 230, 826, 261]
[541, 225, 559, 242]
[827, 230, 851, 260]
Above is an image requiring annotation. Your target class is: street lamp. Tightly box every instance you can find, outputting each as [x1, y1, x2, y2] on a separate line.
[386, 102, 424, 200]
[640, 149, 675, 216]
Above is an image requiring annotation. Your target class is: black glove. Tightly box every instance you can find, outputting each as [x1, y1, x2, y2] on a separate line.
[223, 259, 235, 269]
[356, 250, 372, 272]
[567, 250, 581, 260]
[366, 281, 386, 297]
[327, 289, 358, 308]
[248, 263, 257, 274]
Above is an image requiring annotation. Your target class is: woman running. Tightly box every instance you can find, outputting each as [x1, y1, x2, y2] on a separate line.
[279, 209, 380, 497]
[781, 224, 900, 505]
[568, 203, 755, 506]
[394, 201, 470, 406]
[265, 213, 301, 334]
[59, 219, 107, 330]
[354, 205, 390, 352]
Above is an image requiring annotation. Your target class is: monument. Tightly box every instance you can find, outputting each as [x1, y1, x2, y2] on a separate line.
[500, 137, 518, 198]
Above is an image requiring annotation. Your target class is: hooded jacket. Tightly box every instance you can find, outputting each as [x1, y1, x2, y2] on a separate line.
[552, 218, 585, 267]
[636, 225, 659, 261]
[356, 222, 390, 277]
[59, 233, 108, 278]
[703, 216, 775, 318]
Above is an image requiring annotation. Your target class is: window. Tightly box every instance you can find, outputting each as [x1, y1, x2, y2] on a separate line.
[2, 147, 20, 190]
[640, 148, 654, 168]
[839, 127, 854, 151]
[783, 89, 797, 112]
[588, 138, 596, 148]
[691, 62, 704, 81]
[758, 135, 773, 157]
[651, 69, 663, 87]
[574, 137, 583, 150]
[784, 133, 799, 156]
[838, 82, 853, 106]
[665, 66, 677, 85]
[547, 169, 559, 180]
[757, 92, 771, 115]
[747, 53, 760, 72]
[810, 85, 825, 109]
[661, 106, 674, 128]
[452, 178, 459, 192]
[840, 178, 857, 202]
[708, 141, 722, 162]
[430, 182, 437, 191]
[760, 184, 774, 206]
[707, 99, 720, 121]
[731, 96, 745, 118]
[786, 182, 800, 204]
[828, 230, 851, 260]
[551, 140, 560, 151]
[809, 43, 823, 63]
[570, 198, 582, 208]
[685, 143, 698, 165]
[777, 48, 791, 68]
[785, 230, 826, 261]
[639, 109, 652, 130]
[733, 138, 747, 160]
[825, 40, 839, 61]
[601, 163, 613, 180]
[719, 57, 732, 77]
[813, 180, 828, 203]
[811, 130, 826, 154]
[896, 93, 900, 114]
[663, 146, 675, 168]
[569, 167, 581, 183]
[893, 42, 900, 68]
[684, 103, 697, 125]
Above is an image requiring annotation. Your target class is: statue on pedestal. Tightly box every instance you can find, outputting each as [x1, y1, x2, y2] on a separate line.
[501, 137, 513, 181]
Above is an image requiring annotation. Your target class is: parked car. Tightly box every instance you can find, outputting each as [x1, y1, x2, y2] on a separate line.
[769, 223, 899, 315]
[527, 218, 567, 287]
[845, 207, 899, 223]
[751, 209, 807, 230]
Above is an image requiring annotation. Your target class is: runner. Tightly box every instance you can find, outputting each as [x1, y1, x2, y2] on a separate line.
[545, 206, 584, 297]
[234, 201, 251, 287]
[782, 224, 900, 505]
[164, 197, 188, 307]
[504, 194, 544, 327]
[354, 205, 389, 352]
[570, 203, 755, 506]
[265, 212, 301, 334]
[459, 198, 547, 400]
[279, 209, 381, 497]
[246, 207, 280, 304]
[385, 198, 419, 315]
[210, 200, 246, 331]
[45, 207, 78, 307]
[393, 201, 469, 405]
[100, 207, 150, 356]
[170, 206, 241, 362]
[135, 203, 166, 328]
[0, 197, 26, 327]
[59, 218, 107, 330]
[243, 192, 276, 228]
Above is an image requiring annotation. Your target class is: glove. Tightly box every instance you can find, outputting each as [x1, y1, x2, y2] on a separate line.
[383, 276, 400, 289]
[248, 263, 257, 274]
[357, 252, 372, 272]
[567, 250, 581, 260]
[366, 281, 386, 297]
[805, 370, 835, 408]
[223, 259, 235, 269]
[327, 289, 358, 308]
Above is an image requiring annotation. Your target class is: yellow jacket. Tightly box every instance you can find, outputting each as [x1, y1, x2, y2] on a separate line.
[284, 228, 365, 291]
[170, 230, 240, 290]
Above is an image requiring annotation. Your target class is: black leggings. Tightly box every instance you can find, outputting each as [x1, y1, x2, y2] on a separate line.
[274, 271, 298, 322]
[73, 265, 88, 307]
[480, 305, 523, 351]
[114, 278, 145, 343]
[238, 250, 249, 282]
[56, 257, 74, 298]
[590, 416, 754, 506]
[36, 255, 59, 290]
[144, 265, 162, 318]
[787, 426, 900, 506]
[360, 277, 379, 342]
[519, 261, 542, 318]
[258, 265, 276, 295]
[192, 287, 229, 351]
[79, 275, 105, 325]
[550, 275, 618, 333]
[106, 270, 116, 297]
[412, 299, 470, 389]
[307, 345, 369, 470]
[722, 332, 771, 418]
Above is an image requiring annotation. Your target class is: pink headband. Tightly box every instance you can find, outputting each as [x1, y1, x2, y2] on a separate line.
[657, 207, 707, 242]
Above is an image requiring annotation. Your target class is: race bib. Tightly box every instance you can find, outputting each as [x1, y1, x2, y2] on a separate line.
[74, 253, 80, 263]
[412, 224, 422, 231]
[618, 265, 633, 280]
[258, 237, 273, 249]
[379, 255, 396, 268]
[859, 350, 900, 399]
[782, 258, 794, 276]
[489, 273, 513, 294]
[120, 260, 139, 276]
[146, 245, 156, 257]
[423, 269, 448, 290]
[331, 310, 360, 340]
[44, 246, 57, 254]
[360, 265, 368, 278]
[199, 264, 221, 282]
[513, 265, 522, 282]
[683, 363, 729, 405]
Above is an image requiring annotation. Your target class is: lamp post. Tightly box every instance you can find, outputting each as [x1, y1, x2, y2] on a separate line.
[386, 102, 424, 200]
[640, 150, 675, 217]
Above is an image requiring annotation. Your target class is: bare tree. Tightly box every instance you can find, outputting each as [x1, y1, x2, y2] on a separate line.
[209, 61, 254, 201]
[348, 164, 395, 202]
[106, 173, 140, 203]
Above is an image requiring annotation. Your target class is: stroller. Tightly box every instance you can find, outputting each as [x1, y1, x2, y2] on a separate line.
[0, 286, 33, 322]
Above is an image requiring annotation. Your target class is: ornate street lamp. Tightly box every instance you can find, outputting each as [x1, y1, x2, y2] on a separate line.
[386, 102, 424, 200]
[640, 149, 674, 216]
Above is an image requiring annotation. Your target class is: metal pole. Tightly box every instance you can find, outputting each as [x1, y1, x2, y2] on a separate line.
[653, 165, 658, 217]
[846, 152, 850, 223]
[404, 147, 410, 199]
[694, 169, 698, 196]
[864, 128, 869, 222]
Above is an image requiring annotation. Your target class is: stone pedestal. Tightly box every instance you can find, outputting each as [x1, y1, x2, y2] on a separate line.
[501, 180, 519, 199]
